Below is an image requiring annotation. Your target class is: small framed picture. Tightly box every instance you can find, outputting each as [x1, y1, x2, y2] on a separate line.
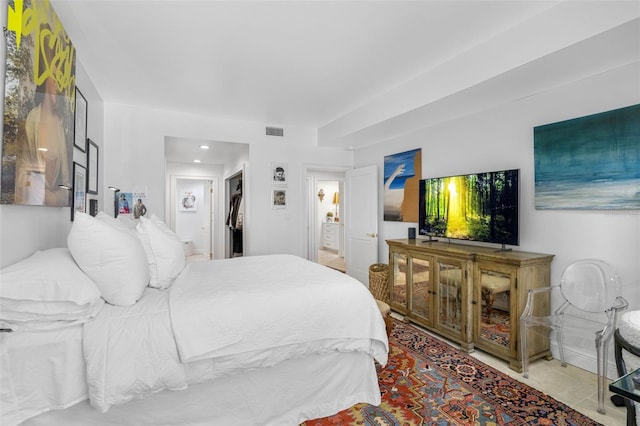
[272, 188, 286, 209]
[87, 139, 99, 194]
[74, 87, 88, 152]
[72, 162, 86, 221]
[271, 162, 287, 184]
[179, 191, 197, 212]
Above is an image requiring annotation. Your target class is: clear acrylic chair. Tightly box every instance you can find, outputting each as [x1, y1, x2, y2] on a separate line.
[520, 259, 628, 414]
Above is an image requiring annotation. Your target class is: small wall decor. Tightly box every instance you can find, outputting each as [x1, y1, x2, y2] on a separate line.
[271, 162, 287, 184]
[132, 186, 148, 219]
[87, 139, 99, 194]
[72, 162, 86, 221]
[534, 104, 640, 210]
[74, 87, 88, 152]
[272, 188, 286, 209]
[118, 192, 132, 215]
[179, 191, 197, 212]
[383, 148, 422, 222]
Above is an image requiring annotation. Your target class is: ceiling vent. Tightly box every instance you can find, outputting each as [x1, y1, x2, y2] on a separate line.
[266, 126, 284, 137]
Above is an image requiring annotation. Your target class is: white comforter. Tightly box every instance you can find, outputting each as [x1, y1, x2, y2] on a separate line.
[83, 255, 388, 412]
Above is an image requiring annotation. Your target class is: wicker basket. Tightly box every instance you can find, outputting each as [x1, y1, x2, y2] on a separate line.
[369, 263, 390, 303]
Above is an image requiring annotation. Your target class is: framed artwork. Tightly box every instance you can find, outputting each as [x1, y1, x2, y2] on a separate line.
[179, 191, 197, 212]
[383, 148, 422, 222]
[74, 87, 88, 152]
[132, 186, 148, 219]
[118, 192, 133, 215]
[87, 139, 99, 194]
[534, 104, 640, 209]
[272, 188, 286, 209]
[271, 162, 287, 184]
[72, 162, 86, 221]
[1, 2, 76, 207]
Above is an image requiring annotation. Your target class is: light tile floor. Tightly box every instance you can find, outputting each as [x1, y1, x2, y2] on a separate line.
[392, 313, 627, 425]
[318, 248, 346, 272]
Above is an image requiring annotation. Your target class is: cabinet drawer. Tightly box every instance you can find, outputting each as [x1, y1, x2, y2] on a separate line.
[322, 223, 340, 250]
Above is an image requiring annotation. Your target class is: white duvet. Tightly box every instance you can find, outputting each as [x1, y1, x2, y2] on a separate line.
[83, 254, 388, 412]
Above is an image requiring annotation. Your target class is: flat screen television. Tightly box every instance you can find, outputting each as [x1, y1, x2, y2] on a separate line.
[418, 169, 519, 247]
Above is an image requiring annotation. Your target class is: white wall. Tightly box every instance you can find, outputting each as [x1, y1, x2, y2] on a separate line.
[354, 62, 640, 377]
[103, 103, 352, 259]
[0, 7, 105, 267]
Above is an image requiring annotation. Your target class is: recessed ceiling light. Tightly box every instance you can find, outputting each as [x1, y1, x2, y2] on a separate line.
[193, 159, 201, 163]
[37, 147, 48, 152]
[199, 145, 210, 150]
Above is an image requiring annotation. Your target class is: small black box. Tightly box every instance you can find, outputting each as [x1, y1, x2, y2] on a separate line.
[408, 227, 416, 239]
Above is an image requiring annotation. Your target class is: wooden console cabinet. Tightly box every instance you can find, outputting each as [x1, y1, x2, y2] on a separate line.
[387, 239, 554, 372]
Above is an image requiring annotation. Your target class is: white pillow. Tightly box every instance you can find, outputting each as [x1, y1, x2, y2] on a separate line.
[95, 211, 132, 232]
[0, 248, 105, 330]
[117, 214, 139, 231]
[67, 212, 149, 306]
[136, 215, 186, 289]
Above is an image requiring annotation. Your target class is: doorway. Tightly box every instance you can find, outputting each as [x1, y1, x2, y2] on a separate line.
[225, 171, 244, 258]
[305, 167, 347, 272]
[171, 177, 214, 260]
[317, 179, 344, 272]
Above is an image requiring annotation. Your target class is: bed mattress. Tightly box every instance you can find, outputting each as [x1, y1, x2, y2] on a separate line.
[23, 350, 379, 426]
[1, 326, 87, 426]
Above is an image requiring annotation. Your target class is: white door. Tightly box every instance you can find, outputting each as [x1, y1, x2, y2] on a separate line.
[173, 177, 214, 258]
[345, 165, 378, 284]
[202, 180, 213, 259]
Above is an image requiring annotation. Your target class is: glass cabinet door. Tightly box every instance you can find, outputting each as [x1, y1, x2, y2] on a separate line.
[409, 257, 431, 323]
[390, 251, 408, 313]
[477, 268, 513, 355]
[436, 262, 463, 333]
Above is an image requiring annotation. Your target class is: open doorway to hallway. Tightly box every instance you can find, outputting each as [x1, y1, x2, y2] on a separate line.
[317, 179, 344, 272]
[172, 177, 214, 260]
[309, 172, 346, 273]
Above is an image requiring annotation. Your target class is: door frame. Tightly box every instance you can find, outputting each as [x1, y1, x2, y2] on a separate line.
[224, 169, 244, 259]
[303, 165, 349, 264]
[169, 175, 216, 258]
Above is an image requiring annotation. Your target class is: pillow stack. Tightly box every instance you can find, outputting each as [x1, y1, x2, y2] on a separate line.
[67, 212, 150, 306]
[136, 214, 186, 289]
[66, 212, 186, 306]
[0, 248, 105, 331]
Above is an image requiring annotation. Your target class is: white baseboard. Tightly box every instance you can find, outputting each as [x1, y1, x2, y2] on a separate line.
[549, 342, 618, 379]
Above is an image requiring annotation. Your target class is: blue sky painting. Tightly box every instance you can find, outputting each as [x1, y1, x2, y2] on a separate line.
[384, 148, 421, 221]
[534, 104, 640, 210]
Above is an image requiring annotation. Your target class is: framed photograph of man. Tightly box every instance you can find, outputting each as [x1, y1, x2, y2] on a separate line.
[272, 188, 286, 209]
[271, 163, 287, 184]
[72, 162, 86, 221]
[74, 87, 88, 152]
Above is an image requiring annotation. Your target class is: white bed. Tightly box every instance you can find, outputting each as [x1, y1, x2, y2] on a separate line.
[1, 213, 388, 426]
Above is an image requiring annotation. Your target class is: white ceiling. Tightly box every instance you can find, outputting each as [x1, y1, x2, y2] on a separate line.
[51, 1, 555, 126]
[50, 0, 639, 160]
[164, 137, 249, 166]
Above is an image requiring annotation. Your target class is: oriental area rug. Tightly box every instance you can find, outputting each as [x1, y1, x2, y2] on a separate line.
[303, 319, 600, 426]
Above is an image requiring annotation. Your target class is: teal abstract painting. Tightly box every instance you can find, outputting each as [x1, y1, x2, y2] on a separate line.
[534, 104, 640, 209]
